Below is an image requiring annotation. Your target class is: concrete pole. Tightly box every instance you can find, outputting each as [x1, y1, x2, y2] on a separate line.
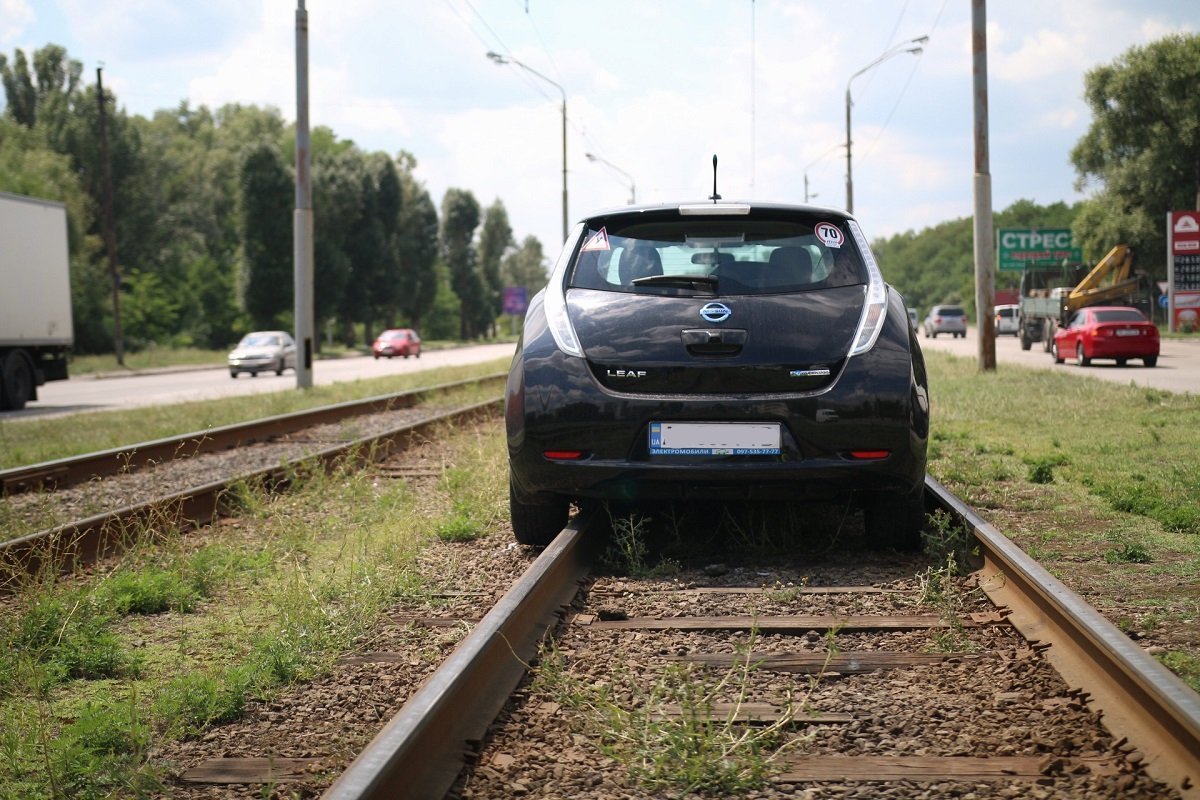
[972, 0, 996, 371]
[294, 0, 314, 389]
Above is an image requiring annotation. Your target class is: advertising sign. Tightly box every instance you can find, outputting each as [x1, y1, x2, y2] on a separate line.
[502, 286, 528, 316]
[996, 228, 1083, 271]
[1168, 211, 1200, 332]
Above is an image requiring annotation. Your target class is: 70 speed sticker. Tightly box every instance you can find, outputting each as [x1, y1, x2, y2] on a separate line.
[815, 222, 844, 248]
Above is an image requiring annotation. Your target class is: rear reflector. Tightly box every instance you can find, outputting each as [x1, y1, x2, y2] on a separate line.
[544, 450, 584, 460]
[850, 450, 890, 460]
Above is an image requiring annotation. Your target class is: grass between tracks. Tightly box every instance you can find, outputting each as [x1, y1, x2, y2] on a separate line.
[0, 359, 512, 469]
[0, 414, 508, 798]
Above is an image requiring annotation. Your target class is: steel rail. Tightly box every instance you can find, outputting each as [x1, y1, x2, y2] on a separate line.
[322, 511, 596, 800]
[0, 398, 502, 588]
[0, 373, 506, 495]
[926, 474, 1200, 799]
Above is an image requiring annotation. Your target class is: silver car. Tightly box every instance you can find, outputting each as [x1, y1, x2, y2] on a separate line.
[923, 305, 967, 338]
[228, 331, 296, 377]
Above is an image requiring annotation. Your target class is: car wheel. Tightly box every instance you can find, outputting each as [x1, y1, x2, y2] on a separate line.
[415, 350, 421, 358]
[509, 479, 569, 547]
[275, 358, 285, 376]
[1052, 341, 1064, 364]
[0, 352, 35, 411]
[230, 370, 239, 378]
[1144, 356, 1157, 367]
[403, 352, 410, 359]
[373, 354, 379, 360]
[1116, 358, 1127, 367]
[1076, 342, 1090, 367]
[931, 331, 938, 338]
[863, 484, 925, 551]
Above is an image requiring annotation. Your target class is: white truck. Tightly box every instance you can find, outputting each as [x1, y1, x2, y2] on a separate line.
[1, 191, 73, 410]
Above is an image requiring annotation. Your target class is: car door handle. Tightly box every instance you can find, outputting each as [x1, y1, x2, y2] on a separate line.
[681, 328, 746, 355]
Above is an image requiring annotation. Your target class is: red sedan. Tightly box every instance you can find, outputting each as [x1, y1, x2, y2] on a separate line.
[372, 328, 422, 359]
[1052, 306, 1158, 367]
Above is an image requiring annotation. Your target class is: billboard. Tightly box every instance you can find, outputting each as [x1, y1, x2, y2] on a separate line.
[996, 228, 1082, 271]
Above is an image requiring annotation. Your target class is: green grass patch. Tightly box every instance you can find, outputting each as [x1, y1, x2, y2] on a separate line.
[0, 418, 508, 797]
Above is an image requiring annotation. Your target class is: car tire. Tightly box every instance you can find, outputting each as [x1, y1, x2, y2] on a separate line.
[230, 371, 238, 378]
[275, 358, 285, 376]
[509, 479, 569, 547]
[0, 352, 35, 411]
[863, 484, 924, 551]
[1144, 356, 1157, 367]
[1052, 341, 1064, 364]
[373, 354, 379, 360]
[1116, 358, 1127, 367]
[1076, 343, 1090, 367]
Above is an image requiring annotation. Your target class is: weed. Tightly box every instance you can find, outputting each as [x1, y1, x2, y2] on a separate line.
[434, 512, 483, 542]
[535, 637, 811, 794]
[1157, 651, 1200, 693]
[602, 509, 652, 575]
[916, 554, 979, 653]
[1025, 453, 1069, 484]
[1103, 542, 1152, 564]
[921, 509, 976, 571]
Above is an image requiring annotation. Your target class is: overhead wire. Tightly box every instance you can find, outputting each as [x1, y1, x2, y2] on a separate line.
[861, 0, 949, 160]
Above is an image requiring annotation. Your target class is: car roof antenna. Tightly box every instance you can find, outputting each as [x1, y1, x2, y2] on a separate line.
[709, 154, 721, 202]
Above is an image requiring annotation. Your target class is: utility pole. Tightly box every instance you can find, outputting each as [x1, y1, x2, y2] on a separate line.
[96, 66, 124, 366]
[972, 0, 996, 370]
[293, 0, 314, 389]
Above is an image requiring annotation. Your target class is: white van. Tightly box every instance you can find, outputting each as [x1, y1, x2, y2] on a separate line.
[994, 304, 1019, 336]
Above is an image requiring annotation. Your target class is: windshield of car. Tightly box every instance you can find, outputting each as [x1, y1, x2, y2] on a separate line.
[936, 307, 965, 317]
[567, 217, 865, 296]
[1093, 309, 1145, 323]
[240, 333, 280, 347]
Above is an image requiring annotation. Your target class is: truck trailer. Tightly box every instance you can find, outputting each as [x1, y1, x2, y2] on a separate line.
[0, 191, 73, 410]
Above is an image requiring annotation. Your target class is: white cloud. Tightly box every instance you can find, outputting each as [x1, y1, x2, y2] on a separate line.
[0, 0, 35, 45]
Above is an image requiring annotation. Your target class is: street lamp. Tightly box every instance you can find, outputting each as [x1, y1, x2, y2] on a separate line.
[845, 36, 928, 214]
[487, 51, 568, 243]
[586, 152, 636, 205]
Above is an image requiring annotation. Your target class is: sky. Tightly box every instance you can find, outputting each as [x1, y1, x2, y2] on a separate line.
[3, 1, 1197, 258]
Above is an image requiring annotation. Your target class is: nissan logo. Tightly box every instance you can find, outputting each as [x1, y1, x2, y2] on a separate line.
[699, 302, 731, 323]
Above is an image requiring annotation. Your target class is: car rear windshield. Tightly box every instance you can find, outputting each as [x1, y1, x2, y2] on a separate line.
[1093, 309, 1146, 323]
[938, 307, 965, 316]
[567, 216, 865, 296]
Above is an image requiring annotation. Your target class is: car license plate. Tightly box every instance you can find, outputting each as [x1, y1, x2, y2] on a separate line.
[1115, 329, 1139, 337]
[649, 422, 780, 456]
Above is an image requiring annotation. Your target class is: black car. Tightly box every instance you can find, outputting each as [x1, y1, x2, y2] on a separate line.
[505, 202, 929, 549]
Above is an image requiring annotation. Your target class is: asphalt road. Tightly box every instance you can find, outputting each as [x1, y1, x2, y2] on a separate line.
[5, 342, 517, 421]
[918, 327, 1200, 394]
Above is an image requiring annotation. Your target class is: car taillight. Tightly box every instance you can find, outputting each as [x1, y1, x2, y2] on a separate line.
[850, 450, 890, 460]
[544, 450, 584, 460]
[846, 220, 888, 358]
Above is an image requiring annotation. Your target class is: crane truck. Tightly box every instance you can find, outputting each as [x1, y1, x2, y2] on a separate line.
[1017, 244, 1147, 351]
[0, 191, 73, 410]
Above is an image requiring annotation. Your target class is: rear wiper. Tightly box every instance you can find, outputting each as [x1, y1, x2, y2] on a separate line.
[631, 274, 719, 291]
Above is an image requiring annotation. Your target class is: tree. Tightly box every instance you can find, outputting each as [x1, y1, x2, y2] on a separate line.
[395, 162, 439, 332]
[239, 141, 293, 328]
[1071, 33, 1200, 273]
[502, 235, 548, 295]
[477, 199, 513, 336]
[440, 188, 483, 338]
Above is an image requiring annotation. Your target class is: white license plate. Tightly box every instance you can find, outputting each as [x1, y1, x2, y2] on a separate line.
[1115, 329, 1140, 337]
[649, 422, 781, 456]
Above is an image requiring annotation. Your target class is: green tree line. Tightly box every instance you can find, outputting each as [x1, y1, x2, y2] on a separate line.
[0, 44, 550, 355]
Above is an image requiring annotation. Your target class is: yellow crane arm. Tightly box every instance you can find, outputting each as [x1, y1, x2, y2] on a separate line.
[1065, 244, 1139, 313]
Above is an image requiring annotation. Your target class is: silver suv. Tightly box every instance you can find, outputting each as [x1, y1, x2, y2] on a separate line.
[923, 305, 967, 338]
